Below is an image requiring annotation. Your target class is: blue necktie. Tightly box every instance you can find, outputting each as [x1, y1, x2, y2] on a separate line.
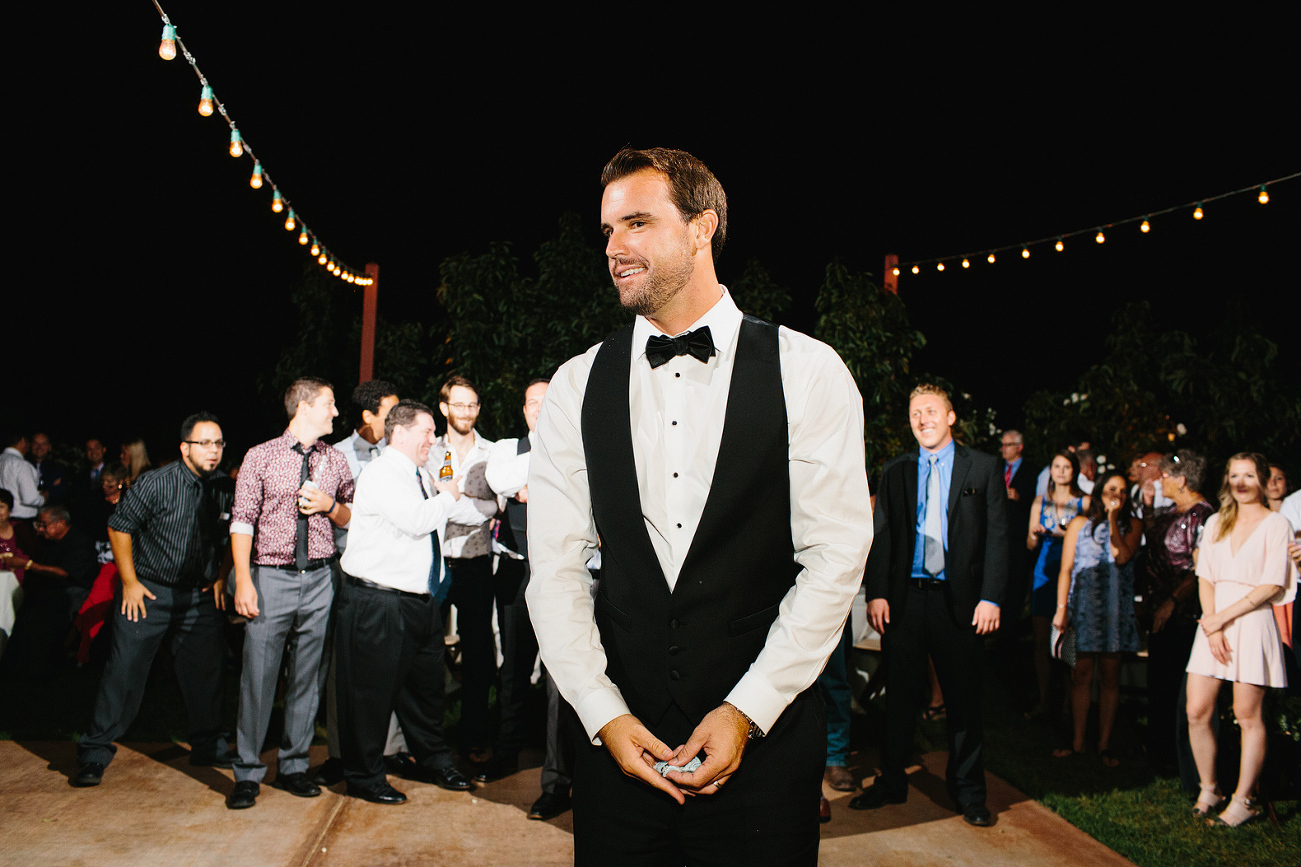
[417, 469, 450, 601]
[924, 455, 945, 577]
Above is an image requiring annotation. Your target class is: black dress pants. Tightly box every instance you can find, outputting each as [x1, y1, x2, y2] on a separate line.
[447, 554, 494, 752]
[572, 690, 824, 867]
[77, 577, 226, 766]
[493, 556, 537, 760]
[880, 582, 987, 809]
[336, 577, 452, 788]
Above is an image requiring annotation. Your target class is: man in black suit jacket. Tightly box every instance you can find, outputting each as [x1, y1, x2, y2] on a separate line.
[996, 430, 1037, 657]
[850, 384, 1008, 826]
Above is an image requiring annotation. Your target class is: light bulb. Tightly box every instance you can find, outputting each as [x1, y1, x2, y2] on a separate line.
[272, 190, 283, 213]
[1193, 204, 1203, 220]
[298, 229, 309, 245]
[911, 265, 919, 274]
[1095, 231, 1105, 244]
[962, 259, 970, 269]
[1021, 247, 1030, 259]
[198, 84, 213, 116]
[1055, 238, 1064, 252]
[318, 252, 328, 265]
[310, 241, 320, 256]
[937, 262, 945, 272]
[346, 273, 356, 283]
[285, 209, 296, 231]
[1140, 219, 1150, 233]
[159, 24, 176, 60]
[1258, 186, 1269, 204]
[249, 162, 263, 189]
[228, 129, 243, 158]
[891, 267, 900, 276]
[987, 253, 995, 264]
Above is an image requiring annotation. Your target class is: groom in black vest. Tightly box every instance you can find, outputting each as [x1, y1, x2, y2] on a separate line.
[526, 147, 874, 865]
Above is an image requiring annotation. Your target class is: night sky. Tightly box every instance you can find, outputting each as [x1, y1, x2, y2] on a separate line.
[11, 6, 1298, 461]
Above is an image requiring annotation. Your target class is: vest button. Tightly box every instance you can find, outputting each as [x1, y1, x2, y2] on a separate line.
[668, 645, 680, 655]
[669, 669, 681, 680]
[670, 619, 679, 629]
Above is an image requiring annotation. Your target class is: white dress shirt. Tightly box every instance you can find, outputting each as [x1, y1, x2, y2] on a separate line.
[0, 448, 43, 519]
[526, 287, 874, 740]
[485, 432, 534, 498]
[339, 448, 485, 594]
[433, 430, 497, 559]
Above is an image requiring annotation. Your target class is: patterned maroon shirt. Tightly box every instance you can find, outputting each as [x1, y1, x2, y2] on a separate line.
[231, 430, 354, 566]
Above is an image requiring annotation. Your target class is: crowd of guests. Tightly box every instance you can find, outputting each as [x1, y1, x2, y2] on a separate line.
[2, 388, 1298, 832]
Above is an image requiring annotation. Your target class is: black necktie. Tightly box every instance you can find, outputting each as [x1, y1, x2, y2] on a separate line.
[292, 443, 312, 570]
[645, 326, 716, 369]
[417, 469, 447, 600]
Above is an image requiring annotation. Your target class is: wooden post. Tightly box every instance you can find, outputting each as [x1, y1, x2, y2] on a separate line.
[360, 262, 379, 384]
[883, 254, 898, 294]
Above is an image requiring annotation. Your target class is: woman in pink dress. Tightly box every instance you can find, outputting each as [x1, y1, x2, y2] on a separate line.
[1186, 452, 1292, 827]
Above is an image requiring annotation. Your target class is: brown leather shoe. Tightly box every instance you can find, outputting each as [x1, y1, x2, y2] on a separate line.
[824, 765, 856, 792]
[819, 796, 832, 823]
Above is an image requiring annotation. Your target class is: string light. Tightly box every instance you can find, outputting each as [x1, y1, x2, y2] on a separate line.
[1055, 238, 1064, 252]
[1193, 203, 1204, 220]
[936, 262, 945, 271]
[891, 267, 900, 276]
[197, 84, 213, 116]
[1258, 185, 1269, 204]
[285, 209, 296, 231]
[228, 129, 243, 158]
[961, 258, 970, 268]
[249, 162, 263, 189]
[987, 253, 995, 264]
[158, 24, 176, 60]
[1140, 218, 1150, 233]
[299, 229, 309, 245]
[1021, 247, 1030, 259]
[310, 240, 320, 256]
[911, 265, 919, 274]
[318, 251, 328, 265]
[271, 190, 284, 213]
[1095, 230, 1106, 244]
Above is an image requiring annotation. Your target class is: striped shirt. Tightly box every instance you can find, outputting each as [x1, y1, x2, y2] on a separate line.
[107, 460, 235, 586]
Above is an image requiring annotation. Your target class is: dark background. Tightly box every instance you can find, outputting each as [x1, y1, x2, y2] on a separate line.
[9, 6, 1298, 462]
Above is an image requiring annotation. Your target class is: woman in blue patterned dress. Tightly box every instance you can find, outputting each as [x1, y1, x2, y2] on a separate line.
[1025, 450, 1088, 719]
[1052, 470, 1142, 765]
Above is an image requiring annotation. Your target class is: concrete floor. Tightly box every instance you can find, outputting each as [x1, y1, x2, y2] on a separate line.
[0, 742, 1132, 866]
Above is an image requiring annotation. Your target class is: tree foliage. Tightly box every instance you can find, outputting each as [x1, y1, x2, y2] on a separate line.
[1023, 301, 1301, 473]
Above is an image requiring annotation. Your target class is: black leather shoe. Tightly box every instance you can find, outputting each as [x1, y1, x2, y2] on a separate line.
[528, 790, 572, 820]
[384, 752, 420, 779]
[819, 796, 832, 823]
[72, 762, 105, 787]
[848, 784, 907, 810]
[347, 781, 407, 805]
[962, 803, 994, 826]
[408, 764, 474, 791]
[272, 772, 322, 798]
[313, 757, 345, 786]
[190, 747, 237, 769]
[472, 755, 519, 783]
[226, 780, 260, 809]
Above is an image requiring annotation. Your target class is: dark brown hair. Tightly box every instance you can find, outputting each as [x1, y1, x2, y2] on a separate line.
[283, 377, 333, 421]
[601, 147, 727, 262]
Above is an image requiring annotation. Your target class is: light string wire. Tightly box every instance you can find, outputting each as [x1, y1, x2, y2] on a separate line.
[896, 171, 1300, 274]
[151, 1, 372, 286]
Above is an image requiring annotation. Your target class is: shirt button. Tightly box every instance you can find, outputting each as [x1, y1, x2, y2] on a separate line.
[675, 372, 681, 378]
[668, 645, 680, 655]
[676, 523, 682, 528]
[671, 619, 679, 629]
[673, 472, 678, 478]
[671, 421, 677, 426]
[669, 670, 681, 681]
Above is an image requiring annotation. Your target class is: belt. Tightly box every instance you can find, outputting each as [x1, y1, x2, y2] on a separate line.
[909, 576, 947, 590]
[347, 574, 430, 600]
[257, 558, 332, 572]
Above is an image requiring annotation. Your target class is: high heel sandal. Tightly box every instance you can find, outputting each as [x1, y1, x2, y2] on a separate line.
[1191, 784, 1224, 817]
[1209, 796, 1261, 828]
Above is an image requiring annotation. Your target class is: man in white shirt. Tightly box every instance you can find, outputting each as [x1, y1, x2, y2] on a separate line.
[1, 430, 44, 553]
[336, 399, 481, 804]
[526, 147, 874, 864]
[433, 375, 499, 764]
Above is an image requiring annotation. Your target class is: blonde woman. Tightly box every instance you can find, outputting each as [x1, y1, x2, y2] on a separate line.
[119, 438, 152, 487]
[1186, 452, 1291, 827]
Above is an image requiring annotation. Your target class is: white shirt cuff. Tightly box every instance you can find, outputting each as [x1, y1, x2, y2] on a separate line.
[230, 521, 254, 537]
[575, 686, 631, 745]
[724, 671, 788, 736]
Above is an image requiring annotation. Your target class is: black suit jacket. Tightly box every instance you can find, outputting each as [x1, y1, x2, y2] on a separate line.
[865, 443, 1009, 623]
[1003, 458, 1037, 541]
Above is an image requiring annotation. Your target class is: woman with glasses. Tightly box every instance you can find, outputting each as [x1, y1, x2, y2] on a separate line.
[1052, 470, 1141, 766]
[1025, 450, 1088, 720]
[1185, 452, 1291, 827]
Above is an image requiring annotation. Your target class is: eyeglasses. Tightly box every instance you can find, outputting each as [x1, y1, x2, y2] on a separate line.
[446, 403, 480, 412]
[185, 439, 226, 449]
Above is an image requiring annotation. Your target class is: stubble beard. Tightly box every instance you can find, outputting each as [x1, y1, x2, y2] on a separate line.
[448, 416, 476, 436]
[614, 240, 696, 318]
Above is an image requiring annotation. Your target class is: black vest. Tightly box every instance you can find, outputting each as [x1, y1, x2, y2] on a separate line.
[581, 317, 798, 725]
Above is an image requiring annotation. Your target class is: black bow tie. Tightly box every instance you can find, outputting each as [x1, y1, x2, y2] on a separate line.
[645, 326, 716, 369]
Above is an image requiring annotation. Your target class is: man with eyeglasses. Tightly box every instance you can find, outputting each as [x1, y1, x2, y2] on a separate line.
[433, 375, 498, 767]
[72, 412, 236, 787]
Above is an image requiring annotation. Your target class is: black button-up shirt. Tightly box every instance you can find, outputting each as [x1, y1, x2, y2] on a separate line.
[108, 461, 234, 585]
